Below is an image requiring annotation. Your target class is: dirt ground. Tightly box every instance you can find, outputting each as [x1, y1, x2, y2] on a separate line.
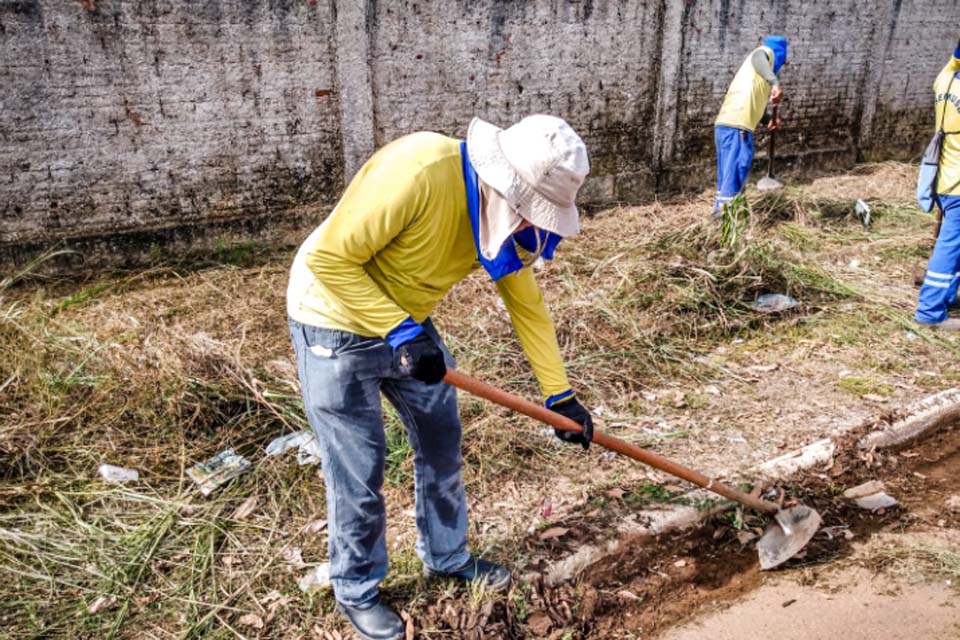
[565, 416, 960, 639]
[2, 162, 960, 638]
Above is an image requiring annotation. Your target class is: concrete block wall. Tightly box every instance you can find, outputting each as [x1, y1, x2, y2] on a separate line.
[0, 0, 342, 267]
[367, 1, 665, 202]
[2, 0, 958, 268]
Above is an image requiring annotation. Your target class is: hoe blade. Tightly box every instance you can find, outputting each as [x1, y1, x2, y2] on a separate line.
[757, 505, 822, 570]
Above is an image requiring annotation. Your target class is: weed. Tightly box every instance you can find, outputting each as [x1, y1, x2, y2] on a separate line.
[213, 241, 260, 268]
[836, 376, 894, 397]
[383, 403, 414, 486]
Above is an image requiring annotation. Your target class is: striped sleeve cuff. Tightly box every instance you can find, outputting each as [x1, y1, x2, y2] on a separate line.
[545, 389, 575, 409]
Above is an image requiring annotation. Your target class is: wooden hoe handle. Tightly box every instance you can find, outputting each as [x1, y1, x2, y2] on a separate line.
[443, 368, 779, 515]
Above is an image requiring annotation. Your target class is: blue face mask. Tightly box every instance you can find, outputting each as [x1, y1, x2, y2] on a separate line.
[763, 36, 788, 74]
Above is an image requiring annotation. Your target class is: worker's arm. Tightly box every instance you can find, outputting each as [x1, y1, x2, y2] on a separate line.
[753, 49, 783, 107]
[496, 267, 594, 448]
[304, 174, 422, 340]
[495, 267, 572, 401]
[751, 49, 780, 86]
[936, 42, 960, 89]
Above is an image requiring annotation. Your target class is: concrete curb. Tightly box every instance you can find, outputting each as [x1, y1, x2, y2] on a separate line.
[542, 387, 960, 585]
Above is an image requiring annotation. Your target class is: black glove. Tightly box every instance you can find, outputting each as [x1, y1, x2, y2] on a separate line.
[550, 397, 594, 450]
[396, 333, 446, 384]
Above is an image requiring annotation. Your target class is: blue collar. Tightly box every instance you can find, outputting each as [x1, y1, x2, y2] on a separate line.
[460, 141, 562, 281]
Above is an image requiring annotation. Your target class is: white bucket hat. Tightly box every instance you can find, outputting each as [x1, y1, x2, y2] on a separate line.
[467, 115, 589, 259]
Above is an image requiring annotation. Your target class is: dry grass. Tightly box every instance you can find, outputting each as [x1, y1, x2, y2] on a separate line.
[1, 162, 959, 638]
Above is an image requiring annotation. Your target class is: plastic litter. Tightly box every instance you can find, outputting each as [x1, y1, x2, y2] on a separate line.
[843, 480, 899, 511]
[187, 449, 251, 496]
[98, 464, 139, 483]
[854, 492, 899, 511]
[265, 431, 321, 466]
[298, 562, 331, 593]
[855, 199, 871, 228]
[750, 293, 799, 314]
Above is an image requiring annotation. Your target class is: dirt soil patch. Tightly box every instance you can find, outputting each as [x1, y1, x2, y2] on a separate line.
[486, 420, 960, 639]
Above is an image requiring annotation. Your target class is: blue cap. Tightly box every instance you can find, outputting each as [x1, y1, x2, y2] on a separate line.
[763, 36, 788, 74]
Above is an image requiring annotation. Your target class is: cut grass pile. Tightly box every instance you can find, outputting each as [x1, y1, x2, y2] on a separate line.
[0, 163, 956, 638]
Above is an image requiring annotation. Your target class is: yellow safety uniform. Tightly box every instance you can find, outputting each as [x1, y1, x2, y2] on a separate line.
[286, 132, 571, 398]
[715, 46, 776, 132]
[935, 52, 960, 196]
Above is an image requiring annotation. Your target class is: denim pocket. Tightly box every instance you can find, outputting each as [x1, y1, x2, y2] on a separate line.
[298, 323, 385, 360]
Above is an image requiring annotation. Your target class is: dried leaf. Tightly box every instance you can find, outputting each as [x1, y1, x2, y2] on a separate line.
[526, 611, 553, 636]
[88, 595, 115, 614]
[239, 613, 265, 629]
[736, 530, 758, 545]
[401, 610, 414, 640]
[605, 487, 625, 500]
[232, 495, 258, 520]
[304, 519, 328, 534]
[443, 604, 460, 630]
[539, 526, 570, 541]
[283, 546, 309, 569]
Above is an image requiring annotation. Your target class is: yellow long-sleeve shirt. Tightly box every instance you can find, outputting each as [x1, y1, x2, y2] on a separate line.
[286, 132, 571, 398]
[715, 46, 776, 132]
[935, 52, 960, 196]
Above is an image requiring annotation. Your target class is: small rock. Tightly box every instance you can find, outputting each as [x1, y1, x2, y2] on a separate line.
[946, 495, 960, 512]
[843, 480, 885, 500]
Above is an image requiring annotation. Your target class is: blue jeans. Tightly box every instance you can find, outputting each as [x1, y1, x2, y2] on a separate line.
[289, 318, 470, 606]
[916, 194, 960, 324]
[714, 125, 755, 213]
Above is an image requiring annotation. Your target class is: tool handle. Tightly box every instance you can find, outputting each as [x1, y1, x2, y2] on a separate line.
[766, 105, 779, 178]
[444, 369, 779, 515]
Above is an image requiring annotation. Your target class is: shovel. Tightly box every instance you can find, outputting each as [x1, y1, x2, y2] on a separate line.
[756, 105, 784, 192]
[444, 369, 821, 570]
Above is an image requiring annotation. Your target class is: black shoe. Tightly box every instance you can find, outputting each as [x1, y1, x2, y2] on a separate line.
[335, 596, 404, 640]
[424, 556, 511, 592]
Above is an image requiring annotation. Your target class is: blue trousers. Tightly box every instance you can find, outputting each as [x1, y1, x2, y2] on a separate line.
[289, 318, 470, 606]
[916, 195, 960, 324]
[714, 125, 755, 213]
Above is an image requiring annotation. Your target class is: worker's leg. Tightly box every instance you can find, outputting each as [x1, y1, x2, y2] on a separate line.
[916, 195, 960, 324]
[381, 319, 471, 574]
[714, 126, 752, 215]
[289, 319, 392, 607]
[735, 129, 756, 192]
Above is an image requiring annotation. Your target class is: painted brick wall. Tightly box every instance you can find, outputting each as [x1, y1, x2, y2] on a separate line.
[669, 0, 886, 189]
[367, 0, 664, 202]
[0, 0, 341, 266]
[2, 0, 958, 268]
[868, 0, 960, 158]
